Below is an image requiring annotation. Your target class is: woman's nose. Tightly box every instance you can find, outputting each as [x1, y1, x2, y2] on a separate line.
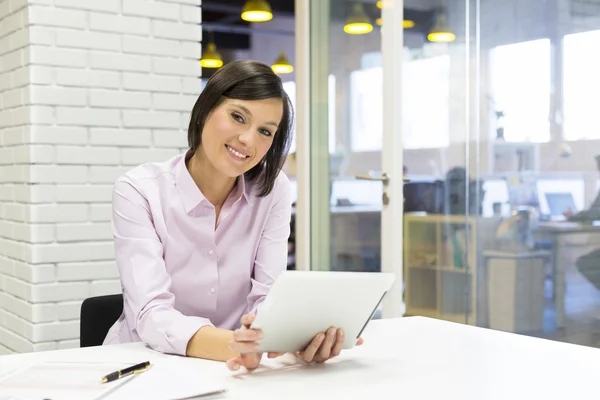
[238, 129, 254, 145]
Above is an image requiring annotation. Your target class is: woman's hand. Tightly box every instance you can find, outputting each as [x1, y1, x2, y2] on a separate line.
[226, 313, 284, 371]
[226, 313, 262, 371]
[292, 326, 363, 364]
[226, 316, 363, 370]
[563, 209, 574, 219]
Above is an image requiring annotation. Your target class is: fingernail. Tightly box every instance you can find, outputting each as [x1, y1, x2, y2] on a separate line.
[257, 332, 264, 339]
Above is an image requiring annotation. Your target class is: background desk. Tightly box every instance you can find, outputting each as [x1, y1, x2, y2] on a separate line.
[2, 317, 600, 399]
[289, 205, 381, 271]
[537, 222, 600, 328]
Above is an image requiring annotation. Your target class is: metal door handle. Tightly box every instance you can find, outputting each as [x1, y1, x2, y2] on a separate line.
[355, 172, 390, 184]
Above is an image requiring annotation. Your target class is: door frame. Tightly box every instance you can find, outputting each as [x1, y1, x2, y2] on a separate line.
[294, 0, 405, 318]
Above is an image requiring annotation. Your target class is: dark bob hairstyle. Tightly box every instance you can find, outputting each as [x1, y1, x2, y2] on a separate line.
[187, 60, 294, 197]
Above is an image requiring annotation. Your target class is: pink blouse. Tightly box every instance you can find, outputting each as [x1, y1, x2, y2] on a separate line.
[103, 152, 292, 355]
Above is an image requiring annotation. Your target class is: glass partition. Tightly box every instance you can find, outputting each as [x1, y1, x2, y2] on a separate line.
[474, 0, 600, 345]
[303, 0, 600, 346]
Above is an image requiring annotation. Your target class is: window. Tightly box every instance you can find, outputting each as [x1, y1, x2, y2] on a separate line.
[349, 67, 383, 152]
[563, 29, 600, 141]
[402, 55, 450, 150]
[283, 75, 336, 154]
[489, 39, 551, 142]
[349, 55, 450, 152]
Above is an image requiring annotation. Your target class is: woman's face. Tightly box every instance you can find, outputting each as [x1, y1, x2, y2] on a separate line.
[199, 97, 283, 178]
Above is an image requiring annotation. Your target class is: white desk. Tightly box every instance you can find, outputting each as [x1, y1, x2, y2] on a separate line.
[537, 222, 600, 328]
[2, 317, 600, 399]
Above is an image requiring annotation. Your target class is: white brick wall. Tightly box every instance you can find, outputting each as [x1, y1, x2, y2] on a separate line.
[0, 0, 32, 355]
[0, 0, 201, 354]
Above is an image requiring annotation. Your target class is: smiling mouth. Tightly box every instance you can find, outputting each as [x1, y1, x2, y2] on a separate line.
[225, 144, 249, 160]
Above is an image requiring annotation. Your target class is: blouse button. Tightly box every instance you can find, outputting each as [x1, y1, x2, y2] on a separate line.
[209, 287, 216, 294]
[207, 249, 214, 256]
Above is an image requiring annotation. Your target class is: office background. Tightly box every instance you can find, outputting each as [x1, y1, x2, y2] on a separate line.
[1, 0, 600, 355]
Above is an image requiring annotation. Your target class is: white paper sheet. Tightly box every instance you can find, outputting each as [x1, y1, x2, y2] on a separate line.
[0, 361, 134, 400]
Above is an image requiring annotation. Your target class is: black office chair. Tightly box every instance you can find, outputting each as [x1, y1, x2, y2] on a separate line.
[80, 294, 123, 347]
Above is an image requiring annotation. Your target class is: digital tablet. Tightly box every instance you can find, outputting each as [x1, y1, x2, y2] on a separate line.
[250, 270, 397, 353]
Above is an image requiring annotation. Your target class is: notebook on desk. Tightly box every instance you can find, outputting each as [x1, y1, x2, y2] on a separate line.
[108, 359, 227, 400]
[0, 359, 227, 400]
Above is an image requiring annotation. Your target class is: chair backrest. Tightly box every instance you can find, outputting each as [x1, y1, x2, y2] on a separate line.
[80, 294, 123, 347]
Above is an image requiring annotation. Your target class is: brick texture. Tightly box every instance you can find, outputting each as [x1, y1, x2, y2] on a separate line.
[0, 0, 200, 354]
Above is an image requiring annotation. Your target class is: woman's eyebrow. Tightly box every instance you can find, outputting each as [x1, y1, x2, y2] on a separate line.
[232, 103, 252, 116]
[232, 103, 279, 128]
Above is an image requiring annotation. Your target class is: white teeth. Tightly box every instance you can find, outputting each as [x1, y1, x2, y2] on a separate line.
[227, 145, 247, 159]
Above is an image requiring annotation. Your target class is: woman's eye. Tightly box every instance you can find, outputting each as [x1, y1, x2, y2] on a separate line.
[259, 129, 272, 137]
[231, 113, 244, 123]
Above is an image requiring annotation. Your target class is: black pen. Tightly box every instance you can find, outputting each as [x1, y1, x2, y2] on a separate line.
[100, 361, 151, 383]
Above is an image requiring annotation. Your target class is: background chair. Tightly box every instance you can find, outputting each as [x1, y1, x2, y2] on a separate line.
[80, 294, 123, 347]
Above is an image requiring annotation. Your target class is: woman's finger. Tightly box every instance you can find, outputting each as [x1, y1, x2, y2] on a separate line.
[239, 353, 262, 370]
[240, 313, 256, 328]
[233, 327, 263, 342]
[330, 328, 344, 358]
[226, 357, 241, 371]
[267, 352, 286, 359]
[317, 327, 336, 361]
[356, 337, 364, 346]
[301, 333, 325, 363]
[227, 353, 262, 371]
[229, 339, 261, 354]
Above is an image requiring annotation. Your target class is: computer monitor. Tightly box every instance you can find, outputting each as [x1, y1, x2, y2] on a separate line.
[403, 179, 443, 213]
[536, 178, 585, 218]
[544, 192, 577, 218]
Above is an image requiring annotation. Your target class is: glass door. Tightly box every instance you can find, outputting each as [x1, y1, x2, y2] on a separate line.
[294, 0, 406, 318]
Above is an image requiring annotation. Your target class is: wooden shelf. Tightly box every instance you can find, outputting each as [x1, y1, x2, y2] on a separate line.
[404, 214, 477, 325]
[407, 264, 470, 273]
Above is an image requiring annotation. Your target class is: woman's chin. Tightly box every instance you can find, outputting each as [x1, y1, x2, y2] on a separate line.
[217, 163, 249, 179]
[220, 157, 257, 177]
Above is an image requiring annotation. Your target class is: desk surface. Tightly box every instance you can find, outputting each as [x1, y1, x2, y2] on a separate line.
[2, 317, 600, 399]
[538, 221, 600, 234]
[291, 204, 381, 215]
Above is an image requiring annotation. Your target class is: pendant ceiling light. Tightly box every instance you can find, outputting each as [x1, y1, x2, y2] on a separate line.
[403, 20, 416, 28]
[375, 18, 416, 28]
[271, 52, 293, 74]
[375, 1, 415, 30]
[241, 0, 273, 23]
[344, 3, 373, 34]
[200, 42, 223, 69]
[427, 11, 455, 42]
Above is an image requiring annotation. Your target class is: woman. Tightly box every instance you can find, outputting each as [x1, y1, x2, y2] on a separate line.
[103, 60, 359, 371]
